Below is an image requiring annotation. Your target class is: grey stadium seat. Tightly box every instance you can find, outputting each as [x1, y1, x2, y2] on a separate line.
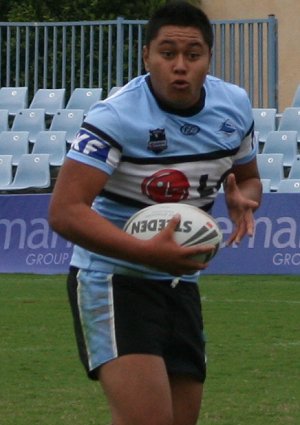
[30, 88, 66, 116]
[257, 153, 284, 191]
[0, 154, 13, 187]
[0, 87, 28, 116]
[262, 130, 298, 167]
[32, 131, 67, 166]
[50, 109, 84, 144]
[11, 108, 46, 143]
[0, 131, 30, 165]
[0, 153, 51, 191]
[66, 88, 103, 115]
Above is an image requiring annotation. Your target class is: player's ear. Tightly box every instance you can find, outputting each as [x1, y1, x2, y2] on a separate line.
[143, 45, 150, 72]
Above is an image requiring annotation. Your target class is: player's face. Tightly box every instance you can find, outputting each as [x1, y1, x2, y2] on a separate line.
[143, 25, 211, 110]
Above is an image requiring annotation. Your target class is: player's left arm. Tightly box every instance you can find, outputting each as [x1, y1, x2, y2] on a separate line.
[224, 157, 262, 244]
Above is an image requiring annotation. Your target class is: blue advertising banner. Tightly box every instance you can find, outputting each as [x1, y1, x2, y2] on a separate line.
[0, 193, 300, 274]
[0, 194, 72, 274]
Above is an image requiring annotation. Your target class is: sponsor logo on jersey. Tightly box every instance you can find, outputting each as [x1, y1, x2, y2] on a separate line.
[180, 123, 200, 136]
[141, 169, 190, 203]
[219, 119, 236, 134]
[147, 128, 167, 153]
[71, 129, 111, 161]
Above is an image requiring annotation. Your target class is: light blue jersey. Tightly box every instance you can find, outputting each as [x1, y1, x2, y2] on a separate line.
[67, 74, 256, 281]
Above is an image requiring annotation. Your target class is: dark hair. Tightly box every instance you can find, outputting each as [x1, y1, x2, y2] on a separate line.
[145, 1, 214, 49]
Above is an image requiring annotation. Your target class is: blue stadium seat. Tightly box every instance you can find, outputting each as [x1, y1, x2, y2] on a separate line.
[107, 86, 123, 97]
[278, 107, 300, 141]
[260, 178, 272, 193]
[288, 154, 300, 178]
[257, 153, 284, 191]
[0, 131, 30, 165]
[66, 88, 103, 115]
[0, 87, 28, 116]
[0, 154, 13, 187]
[0, 109, 9, 131]
[0, 153, 51, 191]
[11, 108, 46, 143]
[262, 130, 298, 167]
[30, 88, 66, 116]
[49, 109, 84, 144]
[32, 131, 67, 166]
[277, 179, 300, 193]
[252, 108, 277, 144]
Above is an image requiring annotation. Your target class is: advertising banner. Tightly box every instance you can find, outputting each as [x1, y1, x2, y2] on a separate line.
[0, 193, 300, 274]
[0, 194, 72, 274]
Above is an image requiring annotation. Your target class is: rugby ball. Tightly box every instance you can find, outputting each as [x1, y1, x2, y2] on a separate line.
[123, 203, 222, 262]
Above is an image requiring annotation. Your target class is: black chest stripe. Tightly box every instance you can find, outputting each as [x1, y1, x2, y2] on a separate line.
[121, 148, 239, 165]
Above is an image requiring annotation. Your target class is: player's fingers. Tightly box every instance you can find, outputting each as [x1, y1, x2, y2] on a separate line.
[164, 214, 181, 234]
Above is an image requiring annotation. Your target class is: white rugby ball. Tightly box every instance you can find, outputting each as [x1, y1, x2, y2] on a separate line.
[123, 203, 222, 263]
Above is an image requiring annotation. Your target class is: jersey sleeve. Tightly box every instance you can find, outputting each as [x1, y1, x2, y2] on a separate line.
[67, 102, 123, 175]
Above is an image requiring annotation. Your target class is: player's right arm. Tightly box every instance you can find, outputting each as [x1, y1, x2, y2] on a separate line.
[48, 158, 211, 275]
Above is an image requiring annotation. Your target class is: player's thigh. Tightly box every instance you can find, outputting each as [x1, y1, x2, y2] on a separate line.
[170, 374, 203, 425]
[99, 354, 173, 425]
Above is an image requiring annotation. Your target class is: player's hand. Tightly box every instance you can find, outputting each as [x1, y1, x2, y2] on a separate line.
[224, 173, 259, 245]
[142, 215, 215, 275]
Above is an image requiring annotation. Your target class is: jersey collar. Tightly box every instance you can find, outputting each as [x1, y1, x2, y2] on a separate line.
[145, 74, 206, 117]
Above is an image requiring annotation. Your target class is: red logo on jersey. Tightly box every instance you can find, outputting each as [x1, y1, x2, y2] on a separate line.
[141, 169, 190, 203]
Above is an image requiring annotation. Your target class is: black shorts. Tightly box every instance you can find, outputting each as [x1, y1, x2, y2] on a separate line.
[67, 266, 206, 383]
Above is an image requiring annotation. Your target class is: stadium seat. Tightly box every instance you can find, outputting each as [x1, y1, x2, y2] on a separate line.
[0, 155, 13, 187]
[0, 87, 28, 116]
[0, 153, 51, 191]
[0, 109, 9, 131]
[11, 108, 46, 143]
[66, 88, 103, 115]
[252, 108, 277, 144]
[107, 86, 123, 97]
[288, 155, 300, 178]
[277, 178, 300, 193]
[29, 88, 66, 116]
[262, 130, 298, 167]
[49, 109, 84, 144]
[32, 131, 67, 166]
[260, 178, 272, 193]
[257, 153, 284, 191]
[277, 107, 300, 141]
[0, 131, 30, 165]
[291, 85, 300, 107]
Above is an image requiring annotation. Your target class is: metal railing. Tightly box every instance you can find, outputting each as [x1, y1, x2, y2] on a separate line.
[0, 16, 278, 107]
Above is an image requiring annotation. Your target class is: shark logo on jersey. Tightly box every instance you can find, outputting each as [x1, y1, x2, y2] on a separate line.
[219, 119, 236, 135]
[147, 129, 167, 153]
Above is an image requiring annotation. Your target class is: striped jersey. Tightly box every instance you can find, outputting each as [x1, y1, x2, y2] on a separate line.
[67, 73, 256, 281]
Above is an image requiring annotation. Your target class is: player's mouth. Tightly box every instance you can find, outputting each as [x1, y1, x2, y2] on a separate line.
[171, 80, 190, 90]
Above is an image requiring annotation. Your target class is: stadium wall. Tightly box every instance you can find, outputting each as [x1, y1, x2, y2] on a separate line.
[201, 0, 300, 112]
[1, 194, 299, 275]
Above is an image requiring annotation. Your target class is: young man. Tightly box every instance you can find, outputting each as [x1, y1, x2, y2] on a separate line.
[49, 1, 262, 424]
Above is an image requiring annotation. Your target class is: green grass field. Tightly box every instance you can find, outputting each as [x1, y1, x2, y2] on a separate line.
[0, 274, 299, 425]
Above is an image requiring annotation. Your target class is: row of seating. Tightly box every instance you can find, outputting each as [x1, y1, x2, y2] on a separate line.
[253, 106, 300, 146]
[0, 130, 66, 166]
[257, 152, 300, 191]
[0, 86, 123, 117]
[0, 154, 51, 191]
[0, 108, 83, 144]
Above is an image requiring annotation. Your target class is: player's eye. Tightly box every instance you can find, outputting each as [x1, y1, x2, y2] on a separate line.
[188, 52, 201, 60]
[161, 51, 175, 59]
